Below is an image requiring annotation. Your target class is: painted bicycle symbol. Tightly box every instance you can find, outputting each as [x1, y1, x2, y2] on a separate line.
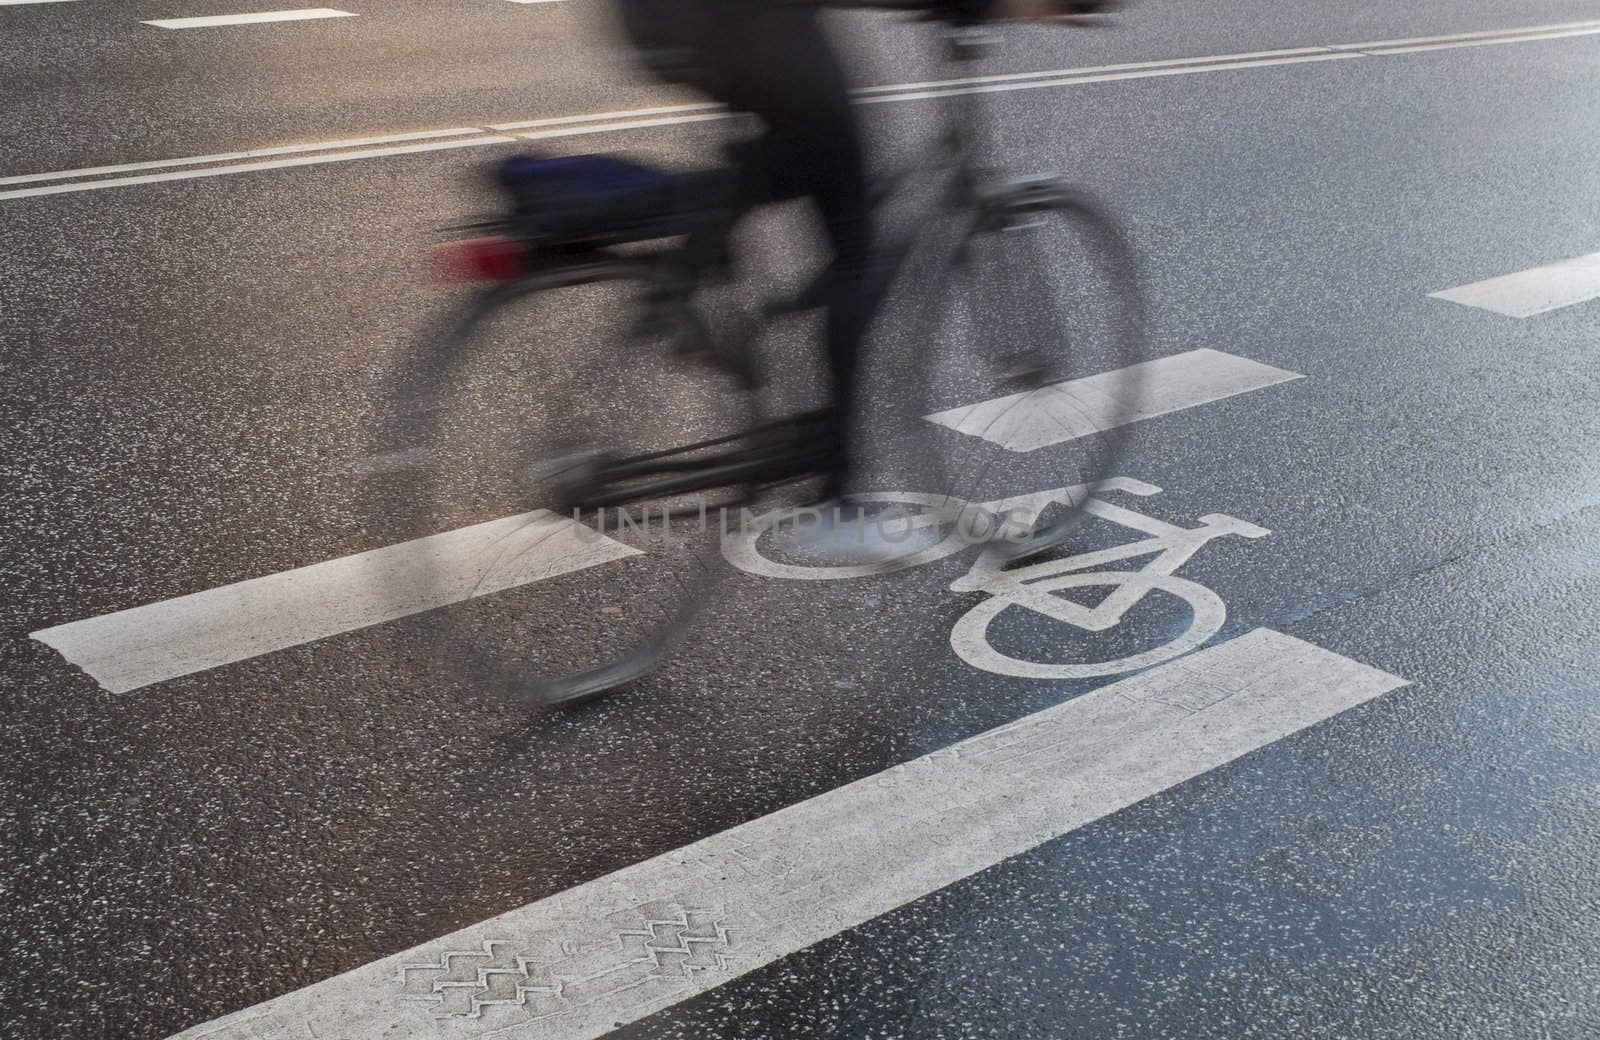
[722, 478, 1269, 679]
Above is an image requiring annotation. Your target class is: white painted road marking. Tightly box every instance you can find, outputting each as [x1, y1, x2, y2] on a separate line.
[0, 135, 517, 202]
[164, 628, 1408, 1040]
[0, 129, 485, 188]
[143, 8, 354, 29]
[924, 348, 1303, 452]
[4, 20, 1600, 200]
[31, 512, 638, 695]
[36, 350, 1296, 693]
[949, 495, 1270, 679]
[1429, 249, 1600, 317]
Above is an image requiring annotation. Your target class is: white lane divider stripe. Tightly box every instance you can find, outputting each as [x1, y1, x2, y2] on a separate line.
[143, 8, 354, 29]
[1429, 250, 1600, 317]
[1330, 22, 1600, 53]
[4, 19, 1600, 200]
[487, 102, 725, 133]
[925, 348, 1303, 452]
[0, 135, 516, 202]
[164, 628, 1408, 1040]
[31, 512, 639, 695]
[0, 129, 485, 188]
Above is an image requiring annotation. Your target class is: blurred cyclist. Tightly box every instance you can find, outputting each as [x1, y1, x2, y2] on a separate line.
[613, 0, 1112, 504]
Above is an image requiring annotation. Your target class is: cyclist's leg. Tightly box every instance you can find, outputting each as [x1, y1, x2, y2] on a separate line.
[719, 16, 873, 501]
[638, 2, 875, 500]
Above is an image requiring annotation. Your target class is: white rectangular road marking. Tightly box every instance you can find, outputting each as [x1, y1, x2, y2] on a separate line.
[925, 348, 1303, 452]
[31, 512, 638, 695]
[143, 8, 354, 29]
[1429, 250, 1600, 317]
[168, 628, 1408, 1040]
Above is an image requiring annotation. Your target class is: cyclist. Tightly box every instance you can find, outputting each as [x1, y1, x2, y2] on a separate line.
[612, 0, 1113, 507]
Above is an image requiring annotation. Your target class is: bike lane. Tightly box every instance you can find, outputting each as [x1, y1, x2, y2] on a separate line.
[5, 28, 1600, 1040]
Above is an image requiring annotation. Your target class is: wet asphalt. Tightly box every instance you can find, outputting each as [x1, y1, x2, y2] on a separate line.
[3, 2, 1600, 1038]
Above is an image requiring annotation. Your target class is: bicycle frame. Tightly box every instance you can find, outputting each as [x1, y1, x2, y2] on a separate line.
[436, 25, 1074, 515]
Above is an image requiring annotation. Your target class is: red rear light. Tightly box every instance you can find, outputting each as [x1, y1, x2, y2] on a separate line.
[432, 238, 531, 282]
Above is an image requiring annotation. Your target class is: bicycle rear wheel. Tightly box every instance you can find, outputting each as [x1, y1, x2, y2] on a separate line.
[865, 179, 1148, 557]
[371, 268, 761, 707]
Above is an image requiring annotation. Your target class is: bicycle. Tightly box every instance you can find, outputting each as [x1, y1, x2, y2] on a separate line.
[374, 23, 1149, 706]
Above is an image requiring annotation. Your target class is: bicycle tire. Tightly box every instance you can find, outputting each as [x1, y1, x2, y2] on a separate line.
[867, 179, 1149, 560]
[369, 267, 762, 708]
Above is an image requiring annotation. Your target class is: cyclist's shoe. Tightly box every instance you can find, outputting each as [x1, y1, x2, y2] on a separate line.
[775, 501, 944, 567]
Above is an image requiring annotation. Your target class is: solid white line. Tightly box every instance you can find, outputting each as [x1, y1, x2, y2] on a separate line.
[0, 129, 484, 187]
[31, 512, 639, 695]
[143, 8, 354, 29]
[488, 102, 724, 133]
[851, 44, 1341, 96]
[925, 348, 1303, 452]
[164, 628, 1408, 1040]
[4, 19, 1599, 199]
[859, 50, 1359, 107]
[1360, 24, 1600, 54]
[1429, 250, 1600, 317]
[516, 111, 729, 142]
[0, 135, 516, 202]
[1324, 19, 1600, 51]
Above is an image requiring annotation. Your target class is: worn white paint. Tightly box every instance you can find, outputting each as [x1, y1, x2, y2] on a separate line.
[143, 8, 354, 29]
[1430, 250, 1600, 317]
[31, 511, 638, 694]
[924, 348, 1303, 453]
[164, 628, 1408, 1040]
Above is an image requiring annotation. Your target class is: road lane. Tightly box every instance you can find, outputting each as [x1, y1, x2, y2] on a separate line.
[8, 0, 1600, 171]
[7, 18, 1600, 202]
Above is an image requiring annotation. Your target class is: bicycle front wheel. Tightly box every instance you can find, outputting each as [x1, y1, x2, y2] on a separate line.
[867, 180, 1149, 556]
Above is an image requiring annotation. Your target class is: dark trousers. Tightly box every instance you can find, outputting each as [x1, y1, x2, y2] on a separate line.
[619, 0, 875, 497]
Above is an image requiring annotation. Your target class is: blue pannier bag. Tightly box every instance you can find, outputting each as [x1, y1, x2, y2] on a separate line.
[496, 154, 698, 245]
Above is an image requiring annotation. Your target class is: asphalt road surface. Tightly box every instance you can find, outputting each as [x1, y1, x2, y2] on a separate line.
[4, 1, 1600, 1038]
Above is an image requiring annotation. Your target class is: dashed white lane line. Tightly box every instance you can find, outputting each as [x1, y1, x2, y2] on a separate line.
[143, 8, 354, 29]
[34, 349, 1301, 694]
[3, 19, 1600, 200]
[925, 348, 1303, 452]
[31, 512, 638, 695]
[1429, 249, 1600, 317]
[164, 627, 1408, 1040]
